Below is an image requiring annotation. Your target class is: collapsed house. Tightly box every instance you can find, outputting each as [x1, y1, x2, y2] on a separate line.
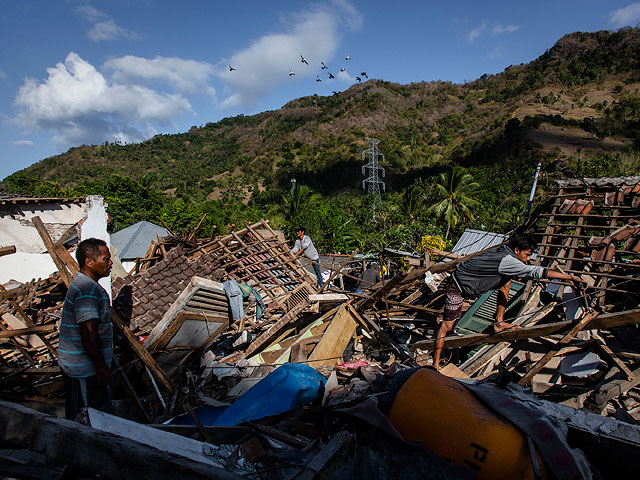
[1, 177, 640, 479]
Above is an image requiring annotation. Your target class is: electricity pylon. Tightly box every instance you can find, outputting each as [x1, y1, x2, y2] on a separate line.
[362, 137, 386, 221]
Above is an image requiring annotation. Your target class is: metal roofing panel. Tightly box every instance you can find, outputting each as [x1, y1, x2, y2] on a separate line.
[452, 229, 507, 257]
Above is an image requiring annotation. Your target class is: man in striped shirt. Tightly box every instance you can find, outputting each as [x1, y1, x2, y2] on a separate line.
[59, 238, 113, 420]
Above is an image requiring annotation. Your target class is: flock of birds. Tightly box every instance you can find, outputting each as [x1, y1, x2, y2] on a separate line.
[228, 52, 368, 96]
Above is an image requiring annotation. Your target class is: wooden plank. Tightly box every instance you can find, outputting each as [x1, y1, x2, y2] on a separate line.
[52, 243, 80, 276]
[0, 313, 44, 348]
[243, 300, 311, 358]
[307, 305, 357, 367]
[246, 421, 309, 449]
[410, 308, 640, 351]
[0, 367, 60, 376]
[0, 286, 29, 300]
[284, 430, 351, 480]
[460, 300, 556, 376]
[0, 245, 16, 257]
[269, 307, 340, 365]
[518, 311, 598, 386]
[0, 400, 244, 480]
[592, 339, 635, 381]
[594, 366, 640, 408]
[0, 324, 55, 339]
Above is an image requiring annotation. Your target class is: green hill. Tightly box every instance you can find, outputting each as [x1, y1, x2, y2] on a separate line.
[3, 28, 640, 251]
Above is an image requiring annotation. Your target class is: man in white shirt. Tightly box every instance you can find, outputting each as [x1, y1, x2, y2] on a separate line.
[291, 227, 323, 287]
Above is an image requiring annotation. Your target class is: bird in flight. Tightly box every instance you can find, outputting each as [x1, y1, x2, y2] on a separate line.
[229, 65, 236, 71]
[361, 72, 368, 78]
[355, 76, 362, 82]
[340, 67, 346, 72]
[328, 72, 335, 79]
[300, 55, 309, 65]
[345, 53, 351, 60]
[316, 75, 322, 82]
[321, 61, 328, 69]
[332, 91, 339, 96]
[289, 70, 295, 76]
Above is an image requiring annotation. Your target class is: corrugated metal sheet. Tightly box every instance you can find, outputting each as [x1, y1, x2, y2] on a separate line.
[455, 281, 524, 335]
[452, 229, 507, 256]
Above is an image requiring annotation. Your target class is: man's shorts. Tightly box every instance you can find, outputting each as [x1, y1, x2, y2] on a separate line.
[443, 277, 465, 323]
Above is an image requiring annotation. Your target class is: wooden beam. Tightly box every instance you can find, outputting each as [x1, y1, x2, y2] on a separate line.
[0, 367, 61, 375]
[284, 430, 351, 480]
[410, 309, 640, 351]
[31, 216, 72, 287]
[593, 366, 640, 409]
[0, 286, 29, 300]
[0, 245, 16, 257]
[518, 311, 597, 386]
[110, 307, 173, 393]
[0, 325, 55, 339]
[460, 300, 556, 376]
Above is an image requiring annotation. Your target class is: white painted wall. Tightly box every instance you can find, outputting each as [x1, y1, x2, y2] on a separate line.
[0, 253, 57, 284]
[0, 202, 85, 253]
[80, 196, 111, 297]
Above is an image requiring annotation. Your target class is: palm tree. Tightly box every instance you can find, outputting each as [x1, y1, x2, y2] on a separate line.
[427, 165, 479, 239]
[400, 184, 425, 221]
[281, 184, 321, 219]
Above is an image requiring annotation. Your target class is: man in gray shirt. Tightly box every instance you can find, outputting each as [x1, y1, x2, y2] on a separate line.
[433, 232, 585, 371]
[291, 227, 323, 287]
[59, 238, 113, 419]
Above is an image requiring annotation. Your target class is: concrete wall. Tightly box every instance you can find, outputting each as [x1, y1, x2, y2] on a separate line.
[0, 196, 109, 288]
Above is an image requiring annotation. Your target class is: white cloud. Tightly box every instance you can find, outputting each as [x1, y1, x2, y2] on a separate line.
[467, 21, 519, 42]
[13, 140, 35, 148]
[75, 4, 140, 42]
[104, 56, 216, 97]
[14, 52, 190, 149]
[491, 24, 519, 35]
[609, 3, 640, 27]
[0, 69, 7, 80]
[74, 4, 107, 23]
[88, 19, 141, 42]
[218, 1, 361, 108]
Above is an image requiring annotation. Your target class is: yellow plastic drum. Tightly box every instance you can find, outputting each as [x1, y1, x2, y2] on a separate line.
[388, 369, 549, 480]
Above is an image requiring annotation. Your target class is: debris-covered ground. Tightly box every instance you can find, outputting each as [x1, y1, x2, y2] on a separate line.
[1, 176, 640, 479]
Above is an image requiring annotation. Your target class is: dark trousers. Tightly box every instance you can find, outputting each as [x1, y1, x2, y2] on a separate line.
[312, 260, 324, 287]
[63, 372, 113, 420]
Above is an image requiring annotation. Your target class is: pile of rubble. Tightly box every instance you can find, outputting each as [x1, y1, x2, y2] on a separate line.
[1, 177, 640, 479]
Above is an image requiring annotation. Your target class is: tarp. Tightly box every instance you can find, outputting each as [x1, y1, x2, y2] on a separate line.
[171, 363, 326, 426]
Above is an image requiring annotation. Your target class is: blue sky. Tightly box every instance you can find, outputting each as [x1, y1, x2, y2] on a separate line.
[1, 0, 639, 181]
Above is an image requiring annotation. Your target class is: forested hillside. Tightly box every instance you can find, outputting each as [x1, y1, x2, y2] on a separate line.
[4, 28, 640, 253]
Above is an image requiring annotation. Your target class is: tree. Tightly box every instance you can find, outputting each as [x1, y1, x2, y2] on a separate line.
[400, 184, 425, 221]
[427, 165, 479, 239]
[281, 184, 321, 220]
